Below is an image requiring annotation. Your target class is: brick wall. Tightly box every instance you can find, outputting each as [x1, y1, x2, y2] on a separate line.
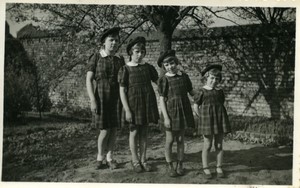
[18, 23, 295, 119]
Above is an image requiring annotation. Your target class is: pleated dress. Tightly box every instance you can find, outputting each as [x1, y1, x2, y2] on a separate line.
[194, 88, 231, 135]
[158, 72, 195, 131]
[118, 63, 159, 126]
[86, 51, 125, 129]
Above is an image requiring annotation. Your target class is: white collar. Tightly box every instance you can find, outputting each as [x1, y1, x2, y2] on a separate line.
[126, 61, 145, 67]
[100, 49, 120, 58]
[203, 85, 220, 90]
[165, 71, 183, 77]
[203, 85, 213, 90]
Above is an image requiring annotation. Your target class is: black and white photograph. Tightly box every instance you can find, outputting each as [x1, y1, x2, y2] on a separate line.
[1, 0, 299, 187]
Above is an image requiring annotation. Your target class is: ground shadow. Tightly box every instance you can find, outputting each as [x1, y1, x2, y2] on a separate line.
[185, 146, 292, 173]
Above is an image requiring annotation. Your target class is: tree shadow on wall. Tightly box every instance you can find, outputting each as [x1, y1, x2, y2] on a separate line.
[185, 22, 295, 119]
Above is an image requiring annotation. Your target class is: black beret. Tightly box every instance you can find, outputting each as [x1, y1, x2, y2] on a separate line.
[201, 64, 222, 76]
[126, 36, 146, 55]
[100, 27, 121, 43]
[157, 50, 176, 67]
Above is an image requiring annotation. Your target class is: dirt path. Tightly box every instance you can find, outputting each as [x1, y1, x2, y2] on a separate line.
[2, 122, 292, 185]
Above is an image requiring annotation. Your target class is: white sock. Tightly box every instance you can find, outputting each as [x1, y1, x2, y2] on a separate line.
[106, 152, 113, 162]
[97, 154, 105, 161]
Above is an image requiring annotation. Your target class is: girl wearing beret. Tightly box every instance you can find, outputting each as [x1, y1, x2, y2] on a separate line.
[157, 50, 196, 177]
[86, 27, 125, 170]
[193, 64, 231, 179]
[118, 36, 159, 173]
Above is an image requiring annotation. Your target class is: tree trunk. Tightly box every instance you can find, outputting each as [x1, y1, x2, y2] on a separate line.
[157, 16, 175, 52]
[157, 27, 174, 76]
[263, 88, 281, 119]
[158, 29, 173, 52]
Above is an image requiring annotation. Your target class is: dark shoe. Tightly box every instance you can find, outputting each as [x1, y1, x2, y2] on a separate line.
[176, 161, 184, 176]
[107, 160, 118, 170]
[167, 162, 177, 177]
[141, 162, 152, 172]
[216, 166, 225, 178]
[132, 161, 143, 173]
[202, 167, 212, 179]
[95, 161, 105, 170]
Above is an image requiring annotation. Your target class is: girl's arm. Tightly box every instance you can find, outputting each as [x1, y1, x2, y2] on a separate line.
[86, 71, 97, 113]
[149, 64, 159, 85]
[160, 96, 171, 128]
[193, 103, 200, 117]
[119, 86, 132, 122]
[185, 73, 195, 96]
[189, 89, 196, 97]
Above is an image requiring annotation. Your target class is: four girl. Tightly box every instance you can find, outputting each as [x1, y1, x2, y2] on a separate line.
[86, 28, 231, 178]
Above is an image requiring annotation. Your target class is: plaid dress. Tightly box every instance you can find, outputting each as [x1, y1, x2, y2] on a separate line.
[118, 63, 159, 125]
[86, 52, 125, 129]
[194, 88, 231, 135]
[158, 72, 195, 131]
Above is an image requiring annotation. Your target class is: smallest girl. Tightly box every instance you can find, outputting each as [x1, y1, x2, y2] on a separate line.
[158, 50, 195, 177]
[193, 64, 231, 179]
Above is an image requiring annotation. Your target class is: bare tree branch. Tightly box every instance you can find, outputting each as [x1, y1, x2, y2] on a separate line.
[203, 6, 241, 26]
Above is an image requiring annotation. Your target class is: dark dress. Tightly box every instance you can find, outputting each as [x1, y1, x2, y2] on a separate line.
[158, 72, 195, 131]
[86, 52, 125, 129]
[118, 63, 159, 125]
[194, 88, 231, 135]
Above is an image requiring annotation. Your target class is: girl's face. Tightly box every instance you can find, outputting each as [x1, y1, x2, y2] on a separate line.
[163, 59, 178, 74]
[206, 73, 220, 88]
[131, 46, 145, 63]
[104, 35, 119, 52]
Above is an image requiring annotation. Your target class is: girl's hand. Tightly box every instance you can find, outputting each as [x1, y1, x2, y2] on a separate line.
[125, 110, 133, 123]
[90, 100, 97, 113]
[164, 117, 171, 128]
[193, 104, 200, 117]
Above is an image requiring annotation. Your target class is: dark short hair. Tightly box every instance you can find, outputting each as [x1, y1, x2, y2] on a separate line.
[201, 68, 222, 83]
[126, 36, 146, 55]
[100, 27, 121, 43]
[161, 56, 179, 70]
[201, 64, 222, 76]
[128, 43, 146, 55]
[128, 43, 146, 61]
[157, 50, 176, 67]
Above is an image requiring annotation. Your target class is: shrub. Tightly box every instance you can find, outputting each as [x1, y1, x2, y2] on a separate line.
[228, 115, 293, 146]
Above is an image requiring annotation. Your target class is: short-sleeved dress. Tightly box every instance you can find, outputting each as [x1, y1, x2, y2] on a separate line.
[194, 88, 231, 135]
[118, 63, 159, 126]
[86, 52, 125, 129]
[158, 72, 195, 131]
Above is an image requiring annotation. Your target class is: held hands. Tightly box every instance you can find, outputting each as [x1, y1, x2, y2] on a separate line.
[164, 117, 171, 128]
[90, 100, 97, 114]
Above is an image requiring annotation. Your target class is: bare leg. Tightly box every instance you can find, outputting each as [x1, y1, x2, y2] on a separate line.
[176, 130, 185, 161]
[139, 126, 148, 163]
[129, 127, 139, 163]
[214, 133, 224, 174]
[202, 135, 213, 174]
[165, 131, 174, 162]
[176, 130, 185, 175]
[165, 131, 177, 177]
[106, 127, 117, 162]
[97, 129, 109, 161]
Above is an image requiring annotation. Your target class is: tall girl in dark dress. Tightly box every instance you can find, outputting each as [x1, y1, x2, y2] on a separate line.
[86, 27, 124, 170]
